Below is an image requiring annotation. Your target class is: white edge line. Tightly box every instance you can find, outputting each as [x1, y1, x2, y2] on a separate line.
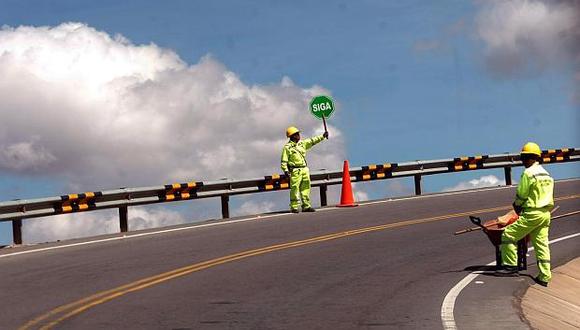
[441, 232, 580, 330]
[0, 212, 291, 259]
[364, 177, 580, 206]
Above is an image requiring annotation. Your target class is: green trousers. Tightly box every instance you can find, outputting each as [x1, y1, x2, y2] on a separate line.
[501, 209, 551, 282]
[289, 167, 311, 211]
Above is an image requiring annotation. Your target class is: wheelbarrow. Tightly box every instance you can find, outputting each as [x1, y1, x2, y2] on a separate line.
[455, 206, 576, 270]
[467, 211, 529, 270]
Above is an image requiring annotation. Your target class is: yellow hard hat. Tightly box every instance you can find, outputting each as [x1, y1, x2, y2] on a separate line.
[520, 142, 542, 157]
[286, 126, 300, 137]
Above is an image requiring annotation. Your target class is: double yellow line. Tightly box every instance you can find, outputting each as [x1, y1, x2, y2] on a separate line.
[21, 194, 579, 329]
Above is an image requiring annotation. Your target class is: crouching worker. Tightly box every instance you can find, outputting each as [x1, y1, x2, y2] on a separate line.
[281, 126, 328, 213]
[495, 142, 554, 287]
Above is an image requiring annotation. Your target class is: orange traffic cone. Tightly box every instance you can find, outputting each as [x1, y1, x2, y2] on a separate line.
[338, 160, 358, 207]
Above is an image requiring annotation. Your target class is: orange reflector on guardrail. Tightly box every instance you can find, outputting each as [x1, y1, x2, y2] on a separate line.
[57, 192, 102, 213]
[160, 181, 203, 201]
[260, 174, 290, 191]
[541, 148, 574, 163]
[358, 163, 397, 181]
[451, 155, 488, 171]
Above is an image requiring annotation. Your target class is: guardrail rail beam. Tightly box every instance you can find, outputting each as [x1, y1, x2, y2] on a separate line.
[1, 147, 577, 245]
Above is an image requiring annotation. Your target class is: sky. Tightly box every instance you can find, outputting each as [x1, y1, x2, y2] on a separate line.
[0, 0, 578, 245]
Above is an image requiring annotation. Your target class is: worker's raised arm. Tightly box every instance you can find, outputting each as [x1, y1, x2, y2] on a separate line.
[303, 134, 325, 150]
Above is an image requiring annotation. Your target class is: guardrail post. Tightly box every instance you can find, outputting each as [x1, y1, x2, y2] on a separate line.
[414, 174, 422, 195]
[319, 185, 328, 207]
[119, 206, 128, 232]
[12, 219, 22, 245]
[221, 195, 230, 219]
[504, 167, 512, 186]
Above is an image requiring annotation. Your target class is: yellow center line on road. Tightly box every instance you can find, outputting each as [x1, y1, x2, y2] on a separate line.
[21, 194, 580, 329]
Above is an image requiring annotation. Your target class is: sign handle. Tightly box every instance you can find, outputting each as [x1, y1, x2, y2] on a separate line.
[322, 115, 328, 134]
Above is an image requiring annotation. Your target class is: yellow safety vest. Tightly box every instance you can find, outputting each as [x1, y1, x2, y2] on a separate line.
[514, 162, 554, 210]
[281, 135, 325, 172]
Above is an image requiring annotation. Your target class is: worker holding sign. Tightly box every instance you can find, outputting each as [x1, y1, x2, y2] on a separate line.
[280, 95, 334, 213]
[281, 127, 328, 213]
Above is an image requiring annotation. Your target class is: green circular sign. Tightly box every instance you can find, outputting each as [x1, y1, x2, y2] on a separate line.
[309, 95, 334, 120]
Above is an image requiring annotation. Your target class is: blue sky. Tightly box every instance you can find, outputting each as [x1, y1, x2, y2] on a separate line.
[0, 0, 578, 244]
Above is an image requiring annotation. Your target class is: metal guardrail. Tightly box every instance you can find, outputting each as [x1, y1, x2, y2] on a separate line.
[1, 147, 578, 245]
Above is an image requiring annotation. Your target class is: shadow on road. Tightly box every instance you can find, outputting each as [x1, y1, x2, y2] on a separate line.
[464, 265, 497, 272]
[448, 265, 538, 281]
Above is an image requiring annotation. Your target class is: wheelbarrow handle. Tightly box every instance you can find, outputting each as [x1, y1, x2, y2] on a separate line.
[454, 226, 483, 235]
[469, 216, 485, 229]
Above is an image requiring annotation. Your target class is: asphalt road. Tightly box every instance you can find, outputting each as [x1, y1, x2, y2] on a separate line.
[0, 179, 579, 329]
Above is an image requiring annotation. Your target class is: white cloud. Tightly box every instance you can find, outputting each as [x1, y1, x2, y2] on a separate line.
[385, 179, 415, 197]
[0, 23, 345, 187]
[475, 0, 580, 101]
[354, 189, 369, 202]
[236, 200, 277, 216]
[0, 22, 346, 242]
[476, 0, 578, 71]
[0, 138, 56, 171]
[22, 207, 187, 244]
[443, 175, 504, 192]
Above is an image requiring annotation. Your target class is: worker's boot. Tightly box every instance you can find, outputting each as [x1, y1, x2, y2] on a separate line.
[302, 207, 316, 212]
[494, 266, 519, 277]
[290, 209, 299, 214]
[534, 277, 548, 287]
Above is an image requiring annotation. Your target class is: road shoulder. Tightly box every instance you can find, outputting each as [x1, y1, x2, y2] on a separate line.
[521, 257, 580, 330]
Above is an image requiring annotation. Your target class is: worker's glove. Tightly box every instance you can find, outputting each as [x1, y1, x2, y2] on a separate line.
[323, 131, 329, 139]
[512, 202, 523, 216]
[497, 210, 516, 226]
[284, 171, 290, 178]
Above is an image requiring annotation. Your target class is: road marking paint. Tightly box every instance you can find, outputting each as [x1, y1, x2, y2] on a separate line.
[20, 202, 543, 329]
[440, 232, 580, 330]
[14, 194, 580, 328]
